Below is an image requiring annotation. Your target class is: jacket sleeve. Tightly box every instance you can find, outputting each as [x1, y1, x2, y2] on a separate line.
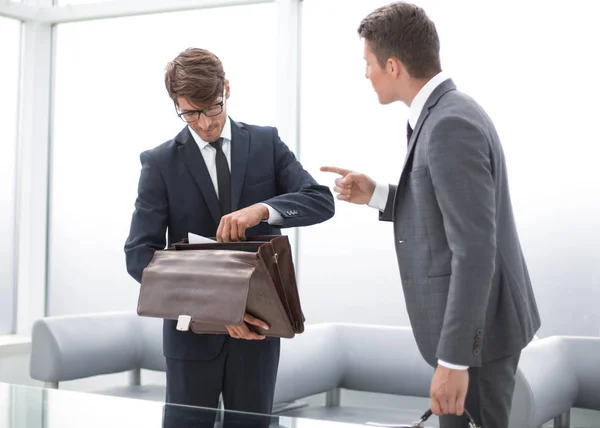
[124, 151, 169, 284]
[428, 116, 496, 367]
[378, 185, 397, 222]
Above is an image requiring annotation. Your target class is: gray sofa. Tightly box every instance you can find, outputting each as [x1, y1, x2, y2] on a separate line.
[30, 312, 600, 427]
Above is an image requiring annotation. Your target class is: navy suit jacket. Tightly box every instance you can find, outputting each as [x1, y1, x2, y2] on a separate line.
[124, 119, 334, 360]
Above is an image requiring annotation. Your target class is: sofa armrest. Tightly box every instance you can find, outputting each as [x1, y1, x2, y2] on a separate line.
[30, 311, 141, 383]
[561, 336, 600, 410]
[510, 337, 578, 428]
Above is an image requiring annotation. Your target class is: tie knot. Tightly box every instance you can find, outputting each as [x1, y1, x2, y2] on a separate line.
[210, 138, 224, 151]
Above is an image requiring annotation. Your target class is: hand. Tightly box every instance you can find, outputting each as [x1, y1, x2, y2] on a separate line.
[320, 166, 376, 205]
[430, 365, 469, 416]
[225, 313, 270, 340]
[216, 204, 268, 242]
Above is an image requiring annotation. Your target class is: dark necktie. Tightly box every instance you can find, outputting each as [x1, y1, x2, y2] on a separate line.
[209, 138, 231, 215]
[407, 121, 414, 145]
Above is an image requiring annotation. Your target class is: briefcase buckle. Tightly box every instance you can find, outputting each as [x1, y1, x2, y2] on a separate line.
[176, 315, 192, 331]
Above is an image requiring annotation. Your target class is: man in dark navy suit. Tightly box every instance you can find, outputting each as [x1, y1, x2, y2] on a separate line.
[124, 48, 334, 427]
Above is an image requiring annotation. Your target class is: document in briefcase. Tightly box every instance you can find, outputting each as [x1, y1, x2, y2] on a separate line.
[137, 235, 304, 339]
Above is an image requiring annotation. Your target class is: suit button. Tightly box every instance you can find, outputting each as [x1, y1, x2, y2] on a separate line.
[473, 348, 480, 356]
[476, 329, 483, 336]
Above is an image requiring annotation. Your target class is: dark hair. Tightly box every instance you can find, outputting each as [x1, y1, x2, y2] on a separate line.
[164, 48, 225, 107]
[358, 2, 441, 79]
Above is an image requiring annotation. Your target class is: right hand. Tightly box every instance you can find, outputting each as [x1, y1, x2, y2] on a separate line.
[430, 365, 469, 416]
[320, 166, 376, 205]
[225, 313, 270, 340]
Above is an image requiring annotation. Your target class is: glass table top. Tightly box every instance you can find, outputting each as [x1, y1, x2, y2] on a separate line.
[0, 382, 376, 428]
[3, 382, 600, 428]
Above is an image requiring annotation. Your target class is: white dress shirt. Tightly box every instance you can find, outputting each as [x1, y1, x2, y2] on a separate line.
[367, 71, 468, 370]
[188, 117, 283, 225]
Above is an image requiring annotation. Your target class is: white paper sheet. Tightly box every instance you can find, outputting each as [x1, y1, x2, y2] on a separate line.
[188, 232, 216, 244]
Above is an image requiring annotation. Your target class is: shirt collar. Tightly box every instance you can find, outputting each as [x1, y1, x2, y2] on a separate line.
[188, 115, 232, 150]
[408, 71, 449, 129]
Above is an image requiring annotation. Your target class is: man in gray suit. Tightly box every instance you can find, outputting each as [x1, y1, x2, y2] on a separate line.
[322, 3, 540, 427]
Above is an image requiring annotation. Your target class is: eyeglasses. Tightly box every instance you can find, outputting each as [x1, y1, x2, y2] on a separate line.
[176, 89, 226, 123]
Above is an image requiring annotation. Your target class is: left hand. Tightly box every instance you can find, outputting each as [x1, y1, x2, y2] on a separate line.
[225, 313, 270, 340]
[216, 204, 268, 242]
[430, 365, 469, 416]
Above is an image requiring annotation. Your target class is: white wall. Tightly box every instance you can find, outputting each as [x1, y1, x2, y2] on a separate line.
[0, 17, 20, 335]
[297, 0, 600, 337]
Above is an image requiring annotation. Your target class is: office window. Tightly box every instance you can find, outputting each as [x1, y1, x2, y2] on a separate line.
[298, 0, 600, 337]
[0, 17, 21, 335]
[49, 4, 277, 316]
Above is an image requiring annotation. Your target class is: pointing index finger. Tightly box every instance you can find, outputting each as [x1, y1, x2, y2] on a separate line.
[320, 166, 352, 176]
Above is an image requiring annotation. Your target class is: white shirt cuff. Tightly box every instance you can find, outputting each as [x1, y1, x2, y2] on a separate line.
[367, 182, 389, 211]
[438, 359, 469, 370]
[260, 203, 284, 226]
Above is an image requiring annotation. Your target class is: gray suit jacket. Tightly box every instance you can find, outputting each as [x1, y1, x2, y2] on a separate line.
[381, 79, 540, 367]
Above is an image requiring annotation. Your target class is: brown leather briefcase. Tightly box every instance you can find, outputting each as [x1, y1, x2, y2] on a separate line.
[137, 235, 304, 339]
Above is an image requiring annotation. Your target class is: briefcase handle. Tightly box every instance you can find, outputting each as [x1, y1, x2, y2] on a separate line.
[417, 408, 476, 427]
[367, 407, 477, 428]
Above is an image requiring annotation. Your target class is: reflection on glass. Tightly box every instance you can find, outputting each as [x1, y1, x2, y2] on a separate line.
[0, 382, 375, 428]
[162, 403, 277, 428]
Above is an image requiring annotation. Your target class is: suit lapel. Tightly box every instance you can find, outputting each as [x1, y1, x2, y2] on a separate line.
[230, 120, 249, 212]
[176, 127, 222, 225]
[400, 79, 457, 179]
